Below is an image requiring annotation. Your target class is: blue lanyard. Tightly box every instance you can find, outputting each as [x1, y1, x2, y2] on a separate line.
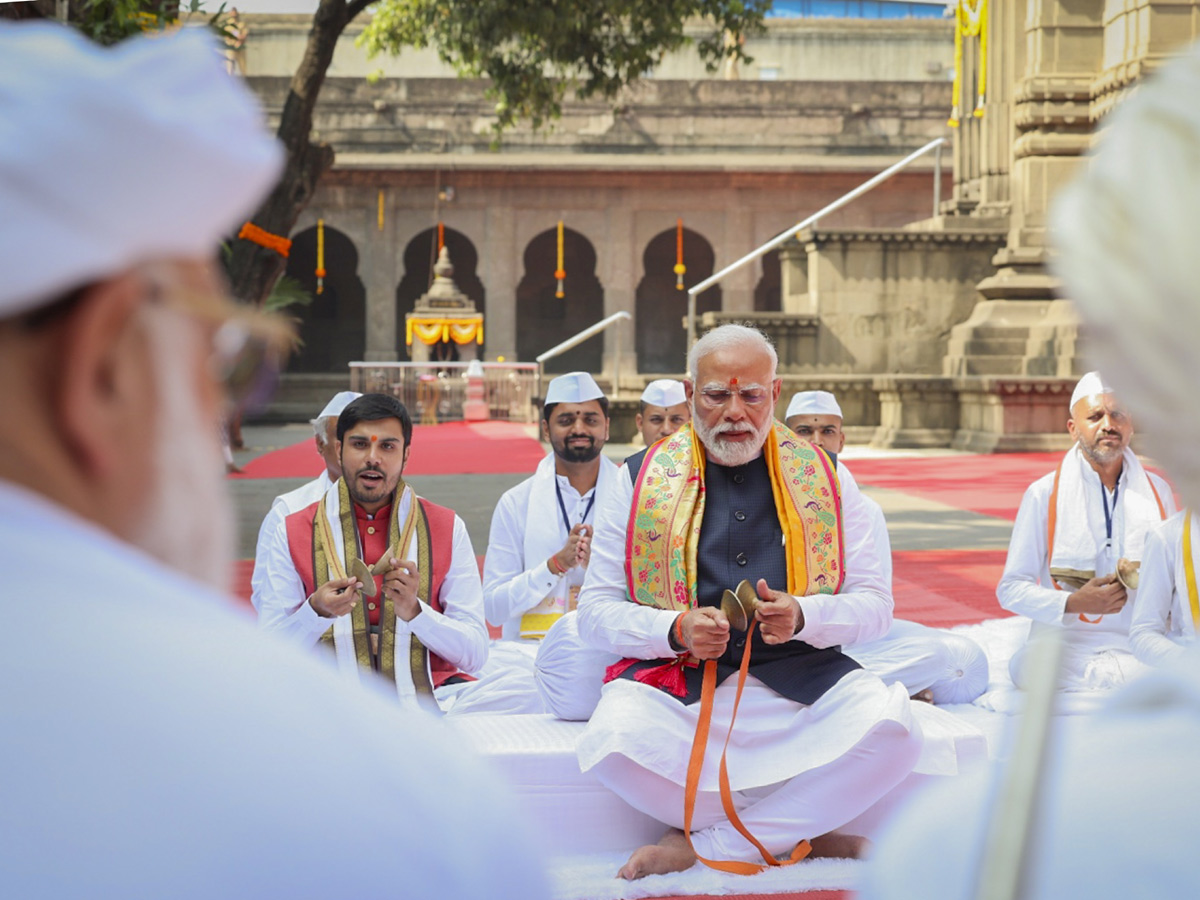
[555, 478, 595, 536]
[1101, 480, 1120, 549]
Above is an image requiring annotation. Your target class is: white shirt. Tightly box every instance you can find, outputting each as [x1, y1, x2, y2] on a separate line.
[838, 460, 893, 588]
[0, 480, 548, 899]
[257, 484, 488, 677]
[577, 448, 893, 658]
[483, 458, 615, 640]
[997, 465, 1175, 637]
[249, 471, 332, 612]
[1130, 509, 1199, 667]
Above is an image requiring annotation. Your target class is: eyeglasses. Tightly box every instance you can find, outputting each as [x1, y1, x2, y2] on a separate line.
[697, 386, 771, 409]
[149, 283, 293, 414]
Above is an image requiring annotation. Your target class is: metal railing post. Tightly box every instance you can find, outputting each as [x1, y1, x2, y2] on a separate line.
[684, 137, 947, 347]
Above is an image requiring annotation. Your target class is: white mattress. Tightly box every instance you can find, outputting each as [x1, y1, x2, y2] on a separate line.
[448, 713, 663, 854]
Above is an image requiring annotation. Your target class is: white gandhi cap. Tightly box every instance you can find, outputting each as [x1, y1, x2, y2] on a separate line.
[786, 390, 844, 420]
[641, 379, 687, 408]
[545, 372, 605, 405]
[1070, 372, 1116, 410]
[318, 391, 362, 419]
[0, 23, 284, 318]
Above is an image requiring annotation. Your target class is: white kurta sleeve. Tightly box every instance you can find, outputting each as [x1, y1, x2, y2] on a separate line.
[1129, 518, 1189, 667]
[409, 515, 490, 675]
[249, 500, 286, 614]
[996, 478, 1074, 625]
[794, 475, 894, 647]
[481, 487, 561, 628]
[576, 472, 679, 659]
[256, 515, 333, 646]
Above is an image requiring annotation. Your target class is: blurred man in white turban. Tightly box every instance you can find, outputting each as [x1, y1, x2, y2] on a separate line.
[997, 373, 1175, 692]
[862, 41, 1200, 900]
[786, 391, 988, 705]
[0, 23, 545, 899]
[249, 389, 359, 612]
[624, 378, 691, 483]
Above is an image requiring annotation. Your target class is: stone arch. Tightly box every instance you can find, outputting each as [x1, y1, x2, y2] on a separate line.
[635, 227, 721, 374]
[754, 249, 782, 312]
[285, 224, 366, 373]
[515, 227, 605, 374]
[395, 226, 486, 362]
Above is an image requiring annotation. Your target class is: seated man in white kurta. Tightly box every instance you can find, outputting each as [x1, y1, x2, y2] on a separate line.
[1129, 509, 1200, 667]
[258, 393, 488, 709]
[443, 372, 621, 715]
[785, 390, 988, 704]
[997, 372, 1175, 691]
[576, 324, 923, 879]
[249, 389, 360, 612]
[623, 379, 692, 482]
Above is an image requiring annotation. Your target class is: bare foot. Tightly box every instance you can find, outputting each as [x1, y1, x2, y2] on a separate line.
[808, 831, 871, 860]
[911, 689, 934, 704]
[618, 829, 697, 880]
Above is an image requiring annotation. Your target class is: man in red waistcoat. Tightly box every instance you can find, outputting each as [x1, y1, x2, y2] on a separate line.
[258, 393, 488, 708]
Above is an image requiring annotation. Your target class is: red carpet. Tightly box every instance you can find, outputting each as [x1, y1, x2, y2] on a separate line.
[232, 421, 545, 479]
[892, 549, 1008, 627]
[849, 452, 1062, 521]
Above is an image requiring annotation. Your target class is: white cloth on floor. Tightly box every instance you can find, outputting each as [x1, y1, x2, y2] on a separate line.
[997, 446, 1175, 690]
[860, 647, 1200, 900]
[0, 479, 548, 899]
[1129, 509, 1200, 667]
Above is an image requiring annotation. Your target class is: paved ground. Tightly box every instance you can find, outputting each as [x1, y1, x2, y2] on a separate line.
[230, 423, 1017, 561]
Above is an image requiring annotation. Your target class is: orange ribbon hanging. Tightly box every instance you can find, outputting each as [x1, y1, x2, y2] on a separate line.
[237, 222, 292, 258]
[437, 221, 445, 253]
[683, 621, 812, 874]
[674, 218, 687, 290]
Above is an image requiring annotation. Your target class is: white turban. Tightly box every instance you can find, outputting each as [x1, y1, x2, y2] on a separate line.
[786, 390, 843, 420]
[1051, 39, 1200, 506]
[545, 372, 605, 405]
[640, 379, 687, 408]
[318, 391, 362, 420]
[1069, 372, 1115, 411]
[0, 23, 284, 318]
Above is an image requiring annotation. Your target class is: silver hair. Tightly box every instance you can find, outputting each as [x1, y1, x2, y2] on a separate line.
[687, 323, 778, 381]
[310, 416, 334, 448]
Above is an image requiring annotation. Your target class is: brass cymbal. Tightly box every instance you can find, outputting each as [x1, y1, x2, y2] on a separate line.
[1049, 567, 1094, 591]
[1116, 558, 1141, 590]
[349, 557, 377, 597]
[720, 579, 759, 631]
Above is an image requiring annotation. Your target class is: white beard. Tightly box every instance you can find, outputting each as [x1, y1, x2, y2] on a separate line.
[693, 415, 771, 467]
[132, 309, 236, 592]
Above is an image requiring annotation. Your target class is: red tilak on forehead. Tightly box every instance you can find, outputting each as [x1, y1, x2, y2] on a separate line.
[730, 377, 739, 387]
[370, 435, 378, 442]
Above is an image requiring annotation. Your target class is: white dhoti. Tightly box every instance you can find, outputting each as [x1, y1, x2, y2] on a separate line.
[578, 669, 923, 861]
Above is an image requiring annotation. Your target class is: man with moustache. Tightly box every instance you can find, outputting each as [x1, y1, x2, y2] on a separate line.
[998, 371, 1175, 691]
[576, 324, 923, 879]
[624, 379, 691, 483]
[446, 372, 620, 715]
[249, 389, 360, 612]
[786, 390, 988, 704]
[0, 23, 546, 899]
[258, 393, 489, 708]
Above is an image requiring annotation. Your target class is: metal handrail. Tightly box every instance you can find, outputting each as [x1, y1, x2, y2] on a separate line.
[535, 310, 631, 396]
[685, 136, 947, 347]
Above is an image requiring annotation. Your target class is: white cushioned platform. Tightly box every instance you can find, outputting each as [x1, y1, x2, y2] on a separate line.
[448, 713, 663, 854]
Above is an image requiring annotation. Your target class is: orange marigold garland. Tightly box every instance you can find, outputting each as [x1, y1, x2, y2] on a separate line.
[238, 221, 292, 258]
[555, 220, 566, 299]
[315, 219, 326, 295]
[674, 218, 686, 290]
